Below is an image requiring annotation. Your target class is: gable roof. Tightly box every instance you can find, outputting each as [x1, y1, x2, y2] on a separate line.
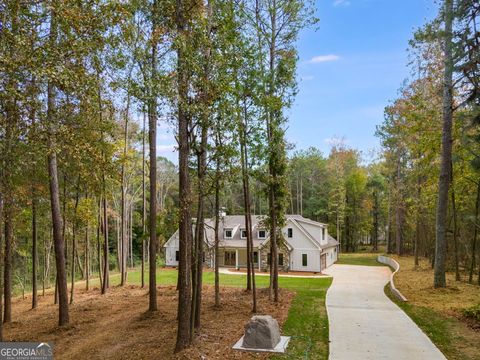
[287, 218, 322, 250]
[164, 214, 336, 250]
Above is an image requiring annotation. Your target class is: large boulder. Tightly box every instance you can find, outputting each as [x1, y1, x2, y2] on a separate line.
[242, 315, 281, 349]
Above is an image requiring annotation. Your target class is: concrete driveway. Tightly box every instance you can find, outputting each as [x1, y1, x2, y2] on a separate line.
[324, 264, 446, 360]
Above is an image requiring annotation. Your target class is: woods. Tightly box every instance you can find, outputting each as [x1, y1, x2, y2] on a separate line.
[0, 0, 479, 356]
[0, 0, 316, 350]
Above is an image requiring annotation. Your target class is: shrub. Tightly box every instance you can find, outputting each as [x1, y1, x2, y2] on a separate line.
[462, 304, 480, 322]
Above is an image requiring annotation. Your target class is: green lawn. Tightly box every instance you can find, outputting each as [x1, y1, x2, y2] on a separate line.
[336, 253, 386, 267]
[92, 269, 331, 359]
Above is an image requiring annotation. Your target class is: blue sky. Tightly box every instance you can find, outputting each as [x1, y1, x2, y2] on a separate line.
[157, 0, 439, 163]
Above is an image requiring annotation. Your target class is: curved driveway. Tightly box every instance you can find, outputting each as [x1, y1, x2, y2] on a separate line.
[324, 264, 446, 360]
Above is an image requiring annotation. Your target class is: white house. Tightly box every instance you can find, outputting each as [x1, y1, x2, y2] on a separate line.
[164, 214, 339, 273]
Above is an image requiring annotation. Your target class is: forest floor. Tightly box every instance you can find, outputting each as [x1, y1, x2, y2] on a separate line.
[4, 269, 332, 360]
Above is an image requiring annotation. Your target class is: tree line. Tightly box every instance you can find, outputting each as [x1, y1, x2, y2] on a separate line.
[0, 0, 316, 352]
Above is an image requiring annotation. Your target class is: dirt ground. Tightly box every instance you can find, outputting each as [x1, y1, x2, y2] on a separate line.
[5, 285, 294, 359]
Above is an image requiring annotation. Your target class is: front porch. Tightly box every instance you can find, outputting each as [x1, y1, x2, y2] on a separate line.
[215, 247, 290, 272]
[217, 248, 262, 270]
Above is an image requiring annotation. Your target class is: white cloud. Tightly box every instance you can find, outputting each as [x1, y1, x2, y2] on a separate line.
[301, 75, 315, 81]
[307, 55, 341, 64]
[158, 144, 177, 153]
[333, 0, 351, 7]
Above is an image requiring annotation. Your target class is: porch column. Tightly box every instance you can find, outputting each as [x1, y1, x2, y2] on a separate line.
[258, 250, 261, 270]
[235, 249, 239, 270]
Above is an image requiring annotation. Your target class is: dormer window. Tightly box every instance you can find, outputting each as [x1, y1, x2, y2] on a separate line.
[241, 229, 247, 239]
[258, 230, 266, 239]
[224, 229, 233, 239]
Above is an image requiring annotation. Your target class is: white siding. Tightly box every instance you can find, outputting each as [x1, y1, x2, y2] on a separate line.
[290, 249, 321, 272]
[296, 220, 328, 246]
[282, 220, 319, 250]
[283, 220, 322, 272]
[165, 217, 335, 272]
[324, 246, 338, 268]
[165, 231, 179, 266]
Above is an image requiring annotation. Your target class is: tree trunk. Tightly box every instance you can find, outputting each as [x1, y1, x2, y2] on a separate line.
[101, 195, 109, 293]
[175, 0, 193, 350]
[30, 76, 39, 309]
[300, 176, 303, 216]
[267, 0, 279, 303]
[76, 247, 84, 280]
[85, 219, 90, 291]
[148, 0, 159, 312]
[240, 102, 257, 312]
[47, 7, 69, 323]
[62, 174, 67, 270]
[129, 203, 133, 268]
[3, 157, 13, 324]
[0, 193, 4, 339]
[70, 183, 80, 304]
[434, 0, 454, 288]
[32, 192, 38, 309]
[120, 93, 130, 286]
[191, 124, 207, 334]
[469, 181, 480, 283]
[387, 188, 392, 254]
[97, 198, 103, 291]
[48, 144, 69, 324]
[450, 164, 460, 281]
[142, 112, 147, 289]
[214, 154, 221, 309]
[372, 189, 378, 252]
[396, 157, 404, 256]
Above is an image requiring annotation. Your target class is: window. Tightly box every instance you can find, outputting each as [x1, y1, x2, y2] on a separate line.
[175, 251, 179, 262]
[302, 254, 308, 267]
[287, 228, 293, 238]
[258, 230, 266, 239]
[253, 251, 258, 263]
[321, 228, 325, 240]
[224, 229, 233, 239]
[241, 229, 247, 239]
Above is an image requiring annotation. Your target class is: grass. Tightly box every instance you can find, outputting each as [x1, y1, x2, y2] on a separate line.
[336, 252, 386, 267]
[272, 286, 330, 360]
[83, 268, 332, 360]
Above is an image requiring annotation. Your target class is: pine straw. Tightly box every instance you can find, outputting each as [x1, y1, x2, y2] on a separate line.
[5, 285, 294, 360]
[391, 255, 480, 315]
